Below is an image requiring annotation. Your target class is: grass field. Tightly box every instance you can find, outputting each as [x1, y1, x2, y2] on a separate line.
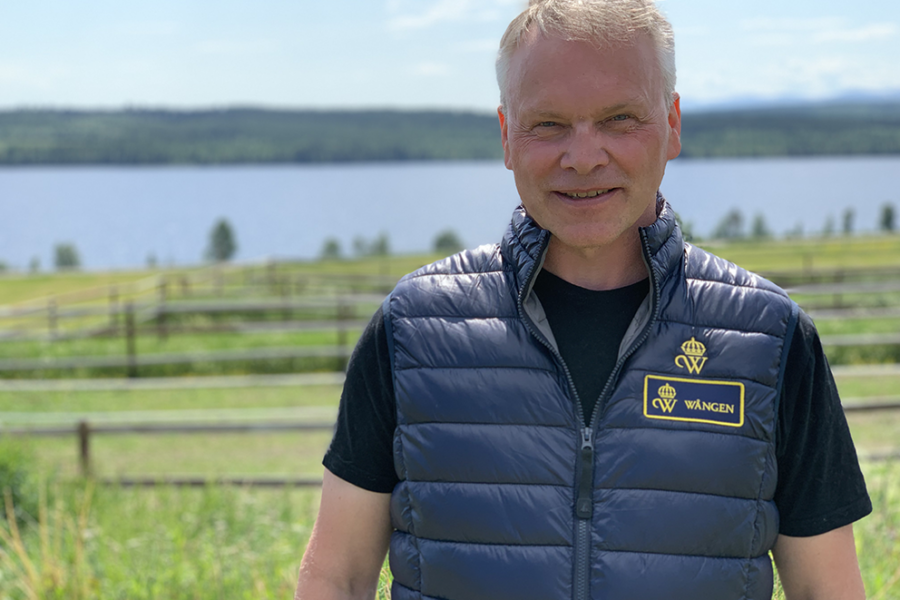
[0, 271, 156, 306]
[702, 235, 900, 273]
[0, 329, 363, 360]
[0, 433, 897, 599]
[2, 241, 900, 598]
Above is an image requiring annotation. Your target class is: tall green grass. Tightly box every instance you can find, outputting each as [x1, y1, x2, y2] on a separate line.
[0, 463, 895, 599]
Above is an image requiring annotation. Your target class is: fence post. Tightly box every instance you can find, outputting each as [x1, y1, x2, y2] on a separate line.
[48, 297, 58, 338]
[833, 270, 844, 309]
[336, 299, 350, 371]
[157, 278, 168, 340]
[125, 301, 138, 378]
[215, 267, 224, 297]
[78, 421, 91, 477]
[282, 277, 292, 322]
[108, 286, 119, 335]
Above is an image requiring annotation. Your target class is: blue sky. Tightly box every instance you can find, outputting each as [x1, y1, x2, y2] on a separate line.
[1, 0, 898, 112]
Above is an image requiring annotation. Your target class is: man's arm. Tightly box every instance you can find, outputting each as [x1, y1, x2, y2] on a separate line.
[295, 468, 393, 600]
[772, 524, 866, 600]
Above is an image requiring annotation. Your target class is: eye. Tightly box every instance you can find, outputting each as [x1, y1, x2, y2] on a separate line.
[610, 114, 631, 122]
[537, 121, 559, 128]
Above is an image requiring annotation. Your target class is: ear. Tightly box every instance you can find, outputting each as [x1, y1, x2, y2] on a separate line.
[498, 106, 513, 170]
[666, 93, 682, 161]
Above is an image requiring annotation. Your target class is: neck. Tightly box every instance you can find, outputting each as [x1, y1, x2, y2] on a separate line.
[541, 229, 648, 291]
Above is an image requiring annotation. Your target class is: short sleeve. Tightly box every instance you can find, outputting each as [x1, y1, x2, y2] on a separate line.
[322, 306, 400, 493]
[774, 311, 872, 536]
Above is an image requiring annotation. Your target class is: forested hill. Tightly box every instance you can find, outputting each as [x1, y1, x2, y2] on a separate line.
[1, 101, 899, 165]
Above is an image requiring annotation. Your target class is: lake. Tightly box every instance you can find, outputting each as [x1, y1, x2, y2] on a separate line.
[1, 155, 898, 271]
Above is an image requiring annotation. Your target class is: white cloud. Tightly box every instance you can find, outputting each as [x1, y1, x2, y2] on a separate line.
[454, 39, 499, 53]
[674, 25, 710, 38]
[0, 62, 62, 91]
[114, 21, 181, 38]
[194, 40, 279, 56]
[387, 0, 477, 30]
[680, 54, 900, 104]
[812, 23, 898, 43]
[386, 0, 515, 31]
[413, 61, 451, 76]
[741, 17, 897, 46]
[740, 17, 844, 32]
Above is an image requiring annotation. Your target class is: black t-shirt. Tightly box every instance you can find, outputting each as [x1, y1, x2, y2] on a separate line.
[323, 269, 872, 537]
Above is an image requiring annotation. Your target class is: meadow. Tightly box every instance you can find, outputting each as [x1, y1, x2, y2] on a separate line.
[1, 237, 899, 598]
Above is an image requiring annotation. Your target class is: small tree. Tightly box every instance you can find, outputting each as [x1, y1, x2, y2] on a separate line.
[880, 203, 896, 233]
[206, 219, 237, 262]
[785, 222, 804, 240]
[750, 214, 771, 240]
[28, 257, 40, 274]
[822, 215, 835, 238]
[711, 209, 744, 240]
[321, 237, 342, 260]
[842, 208, 854, 236]
[352, 236, 368, 257]
[673, 212, 696, 243]
[54, 243, 80, 271]
[370, 232, 390, 257]
[433, 230, 464, 255]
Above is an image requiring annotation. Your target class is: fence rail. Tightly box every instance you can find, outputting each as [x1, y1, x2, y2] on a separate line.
[2, 403, 897, 483]
[0, 258, 397, 341]
[2, 419, 335, 478]
[0, 345, 350, 373]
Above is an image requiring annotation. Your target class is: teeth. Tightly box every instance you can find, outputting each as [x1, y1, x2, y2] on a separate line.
[564, 189, 610, 199]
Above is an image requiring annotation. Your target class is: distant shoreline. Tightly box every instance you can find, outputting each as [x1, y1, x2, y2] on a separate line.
[2, 101, 899, 164]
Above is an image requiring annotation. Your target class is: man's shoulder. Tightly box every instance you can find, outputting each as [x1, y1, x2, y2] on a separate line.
[682, 242, 791, 300]
[401, 243, 504, 282]
[387, 243, 516, 318]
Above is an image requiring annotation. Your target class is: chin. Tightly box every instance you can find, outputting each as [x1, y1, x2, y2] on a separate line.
[551, 226, 630, 252]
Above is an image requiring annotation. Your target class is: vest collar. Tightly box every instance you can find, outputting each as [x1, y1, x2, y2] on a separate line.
[501, 193, 683, 300]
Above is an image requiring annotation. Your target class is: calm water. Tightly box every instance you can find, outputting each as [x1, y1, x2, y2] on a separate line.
[1, 156, 898, 271]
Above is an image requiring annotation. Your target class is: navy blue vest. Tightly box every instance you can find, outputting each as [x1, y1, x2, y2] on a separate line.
[383, 201, 798, 600]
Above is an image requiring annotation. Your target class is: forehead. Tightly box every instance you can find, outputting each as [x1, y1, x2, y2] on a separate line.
[506, 31, 662, 115]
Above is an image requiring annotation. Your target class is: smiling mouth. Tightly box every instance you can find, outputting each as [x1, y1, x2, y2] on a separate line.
[560, 188, 615, 199]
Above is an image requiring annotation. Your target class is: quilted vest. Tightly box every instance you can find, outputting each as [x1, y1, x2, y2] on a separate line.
[383, 200, 799, 600]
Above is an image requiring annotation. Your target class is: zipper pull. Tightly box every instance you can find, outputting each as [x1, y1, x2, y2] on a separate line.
[576, 427, 594, 519]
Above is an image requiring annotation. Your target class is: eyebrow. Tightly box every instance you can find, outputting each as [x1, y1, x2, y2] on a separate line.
[521, 100, 646, 121]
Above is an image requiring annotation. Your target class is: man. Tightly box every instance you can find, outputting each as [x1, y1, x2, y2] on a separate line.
[295, 1, 871, 599]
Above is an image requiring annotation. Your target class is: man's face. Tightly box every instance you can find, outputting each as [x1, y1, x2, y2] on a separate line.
[499, 32, 681, 255]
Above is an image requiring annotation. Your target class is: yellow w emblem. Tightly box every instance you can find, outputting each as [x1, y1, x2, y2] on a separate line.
[675, 354, 708, 374]
[652, 397, 678, 413]
[675, 337, 708, 374]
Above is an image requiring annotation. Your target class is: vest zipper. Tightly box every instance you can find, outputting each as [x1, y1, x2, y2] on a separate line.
[575, 228, 661, 600]
[516, 226, 661, 600]
[574, 427, 594, 600]
[515, 235, 595, 600]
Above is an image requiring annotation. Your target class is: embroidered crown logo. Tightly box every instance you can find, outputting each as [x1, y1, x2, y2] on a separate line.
[658, 383, 676, 399]
[652, 382, 678, 413]
[675, 336, 708, 374]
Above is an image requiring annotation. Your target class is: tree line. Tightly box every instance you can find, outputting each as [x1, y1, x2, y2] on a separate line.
[0, 219, 466, 274]
[692, 202, 898, 243]
[1, 101, 899, 165]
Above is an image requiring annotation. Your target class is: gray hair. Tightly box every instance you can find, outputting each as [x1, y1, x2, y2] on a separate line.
[496, 0, 676, 110]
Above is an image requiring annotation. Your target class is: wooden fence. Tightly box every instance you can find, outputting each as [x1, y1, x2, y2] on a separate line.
[0, 260, 396, 341]
[2, 419, 335, 485]
[3, 401, 899, 486]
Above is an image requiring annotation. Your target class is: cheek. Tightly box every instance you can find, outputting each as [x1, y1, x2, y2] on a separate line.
[613, 131, 667, 170]
[509, 137, 559, 172]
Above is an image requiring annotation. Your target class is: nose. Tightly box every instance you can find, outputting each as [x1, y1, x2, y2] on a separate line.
[559, 124, 609, 175]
